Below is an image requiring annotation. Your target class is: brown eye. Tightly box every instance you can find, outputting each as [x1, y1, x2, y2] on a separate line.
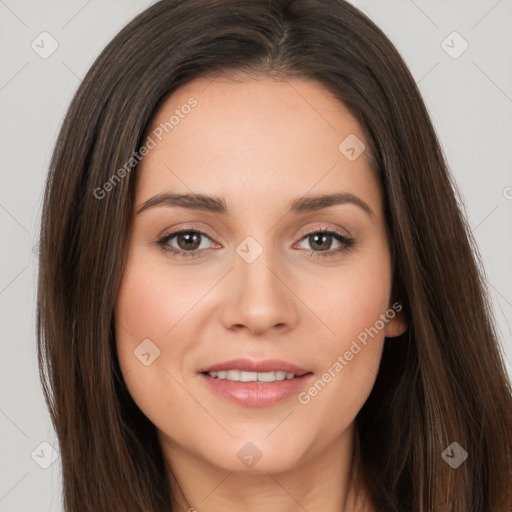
[296, 228, 355, 258]
[305, 233, 336, 251]
[156, 230, 214, 258]
[175, 231, 202, 250]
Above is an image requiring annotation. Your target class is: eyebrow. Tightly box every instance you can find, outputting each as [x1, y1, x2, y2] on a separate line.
[136, 192, 375, 217]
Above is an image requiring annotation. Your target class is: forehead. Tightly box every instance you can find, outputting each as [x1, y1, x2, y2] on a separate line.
[135, 75, 381, 214]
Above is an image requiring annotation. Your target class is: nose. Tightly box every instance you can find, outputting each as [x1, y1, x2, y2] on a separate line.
[220, 240, 299, 336]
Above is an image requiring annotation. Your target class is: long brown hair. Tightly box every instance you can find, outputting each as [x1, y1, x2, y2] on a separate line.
[36, 0, 512, 510]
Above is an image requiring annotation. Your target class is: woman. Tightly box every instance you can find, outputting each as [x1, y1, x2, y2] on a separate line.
[36, 0, 512, 510]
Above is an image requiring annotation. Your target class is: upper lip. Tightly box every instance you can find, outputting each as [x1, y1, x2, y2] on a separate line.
[198, 358, 312, 376]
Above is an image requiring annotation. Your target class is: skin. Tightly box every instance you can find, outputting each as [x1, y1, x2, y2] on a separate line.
[115, 75, 407, 512]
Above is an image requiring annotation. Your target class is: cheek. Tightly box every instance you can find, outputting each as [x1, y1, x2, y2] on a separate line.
[116, 255, 205, 344]
[114, 254, 204, 412]
[297, 241, 392, 418]
[317, 246, 393, 347]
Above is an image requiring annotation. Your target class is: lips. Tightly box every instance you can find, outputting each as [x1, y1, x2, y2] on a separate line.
[197, 358, 314, 407]
[197, 357, 311, 376]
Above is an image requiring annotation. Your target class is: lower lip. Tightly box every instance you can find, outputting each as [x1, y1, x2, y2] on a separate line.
[199, 372, 314, 407]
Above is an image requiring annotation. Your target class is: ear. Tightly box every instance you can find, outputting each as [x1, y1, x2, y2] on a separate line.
[384, 303, 408, 338]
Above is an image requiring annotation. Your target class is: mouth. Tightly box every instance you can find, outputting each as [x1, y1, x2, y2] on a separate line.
[201, 369, 311, 382]
[197, 358, 314, 407]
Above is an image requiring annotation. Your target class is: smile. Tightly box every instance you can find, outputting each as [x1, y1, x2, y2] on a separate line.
[204, 370, 301, 382]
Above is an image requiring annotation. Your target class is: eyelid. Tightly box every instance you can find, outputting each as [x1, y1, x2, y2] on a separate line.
[297, 224, 352, 240]
[163, 227, 218, 247]
[157, 222, 216, 239]
[158, 224, 221, 246]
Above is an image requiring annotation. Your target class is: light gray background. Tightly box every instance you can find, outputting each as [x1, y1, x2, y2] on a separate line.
[1, 1, 511, 510]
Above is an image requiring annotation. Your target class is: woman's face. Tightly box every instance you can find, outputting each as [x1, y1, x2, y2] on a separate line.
[115, 75, 406, 476]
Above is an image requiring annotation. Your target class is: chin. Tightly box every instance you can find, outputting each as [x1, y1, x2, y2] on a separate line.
[199, 434, 309, 474]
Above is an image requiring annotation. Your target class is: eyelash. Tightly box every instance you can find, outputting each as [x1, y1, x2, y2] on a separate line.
[155, 227, 355, 259]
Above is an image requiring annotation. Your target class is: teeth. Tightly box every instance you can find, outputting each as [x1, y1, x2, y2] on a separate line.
[240, 371, 258, 382]
[206, 370, 299, 382]
[226, 370, 240, 381]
